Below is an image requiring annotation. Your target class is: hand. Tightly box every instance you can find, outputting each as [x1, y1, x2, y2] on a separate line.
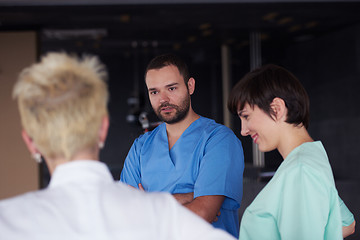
[212, 210, 221, 222]
[126, 183, 145, 191]
[138, 183, 145, 191]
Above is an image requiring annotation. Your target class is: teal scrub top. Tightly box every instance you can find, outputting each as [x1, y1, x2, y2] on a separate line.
[121, 116, 244, 237]
[239, 141, 354, 240]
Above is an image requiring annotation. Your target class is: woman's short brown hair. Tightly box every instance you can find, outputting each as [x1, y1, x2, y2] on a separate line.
[228, 64, 310, 129]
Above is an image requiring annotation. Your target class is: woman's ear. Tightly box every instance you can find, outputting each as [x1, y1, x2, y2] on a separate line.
[21, 130, 38, 155]
[98, 115, 109, 148]
[270, 97, 287, 121]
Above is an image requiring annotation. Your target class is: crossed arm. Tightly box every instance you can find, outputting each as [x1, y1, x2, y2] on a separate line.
[173, 192, 224, 223]
[139, 184, 224, 223]
[183, 195, 225, 223]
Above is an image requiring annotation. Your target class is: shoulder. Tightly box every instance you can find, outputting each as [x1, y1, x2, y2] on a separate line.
[132, 123, 165, 145]
[113, 182, 178, 210]
[0, 189, 48, 221]
[0, 190, 40, 207]
[283, 141, 332, 178]
[197, 116, 237, 137]
[0, 192, 37, 234]
[192, 117, 243, 153]
[290, 141, 327, 162]
[275, 143, 336, 192]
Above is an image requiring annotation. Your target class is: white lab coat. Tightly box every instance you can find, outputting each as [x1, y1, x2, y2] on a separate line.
[0, 160, 234, 240]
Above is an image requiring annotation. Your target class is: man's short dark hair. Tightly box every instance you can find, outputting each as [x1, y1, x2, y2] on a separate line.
[228, 64, 310, 129]
[145, 53, 190, 84]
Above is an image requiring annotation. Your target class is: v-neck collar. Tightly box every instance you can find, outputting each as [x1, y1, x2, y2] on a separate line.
[164, 116, 203, 151]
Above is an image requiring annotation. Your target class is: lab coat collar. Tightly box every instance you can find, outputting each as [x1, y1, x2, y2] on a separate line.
[48, 160, 113, 188]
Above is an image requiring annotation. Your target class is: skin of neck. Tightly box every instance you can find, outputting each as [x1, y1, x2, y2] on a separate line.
[267, 98, 313, 160]
[45, 147, 100, 175]
[277, 122, 314, 159]
[165, 104, 200, 138]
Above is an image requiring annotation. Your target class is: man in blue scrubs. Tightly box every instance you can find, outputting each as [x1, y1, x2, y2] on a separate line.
[120, 53, 244, 237]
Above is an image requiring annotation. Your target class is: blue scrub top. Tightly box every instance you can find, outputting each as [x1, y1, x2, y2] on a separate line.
[121, 116, 244, 237]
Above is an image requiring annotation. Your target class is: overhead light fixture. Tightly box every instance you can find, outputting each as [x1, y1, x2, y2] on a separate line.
[187, 36, 197, 43]
[262, 12, 279, 21]
[236, 40, 249, 49]
[42, 29, 107, 40]
[202, 30, 213, 37]
[305, 21, 319, 29]
[260, 33, 269, 41]
[277, 17, 293, 25]
[199, 23, 211, 30]
[173, 43, 181, 50]
[288, 24, 302, 33]
[118, 14, 131, 23]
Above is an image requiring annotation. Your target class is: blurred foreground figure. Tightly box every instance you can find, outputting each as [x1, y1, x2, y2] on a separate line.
[0, 52, 235, 240]
[228, 64, 355, 240]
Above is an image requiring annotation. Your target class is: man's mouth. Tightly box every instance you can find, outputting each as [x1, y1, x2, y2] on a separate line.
[161, 106, 173, 112]
[159, 104, 176, 113]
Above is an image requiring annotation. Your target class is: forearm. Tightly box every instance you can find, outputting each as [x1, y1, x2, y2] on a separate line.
[184, 202, 215, 223]
[343, 220, 356, 238]
[338, 196, 355, 238]
[172, 192, 194, 205]
[184, 195, 224, 223]
[172, 193, 215, 221]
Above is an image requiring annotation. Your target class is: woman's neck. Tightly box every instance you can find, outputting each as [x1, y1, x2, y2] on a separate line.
[46, 148, 99, 175]
[277, 124, 313, 159]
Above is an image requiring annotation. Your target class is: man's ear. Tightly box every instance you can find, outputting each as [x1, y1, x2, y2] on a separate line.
[99, 115, 109, 147]
[187, 77, 195, 95]
[21, 130, 38, 155]
[270, 97, 287, 121]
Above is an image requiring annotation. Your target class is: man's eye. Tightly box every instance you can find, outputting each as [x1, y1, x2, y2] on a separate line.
[169, 87, 176, 91]
[150, 91, 158, 95]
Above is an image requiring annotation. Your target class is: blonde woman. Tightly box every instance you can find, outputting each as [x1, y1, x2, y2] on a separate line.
[0, 52, 235, 240]
[228, 64, 355, 240]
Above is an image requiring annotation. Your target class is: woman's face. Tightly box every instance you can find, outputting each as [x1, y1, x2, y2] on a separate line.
[238, 103, 279, 152]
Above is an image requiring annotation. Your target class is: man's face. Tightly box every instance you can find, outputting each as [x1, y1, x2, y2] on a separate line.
[145, 65, 192, 124]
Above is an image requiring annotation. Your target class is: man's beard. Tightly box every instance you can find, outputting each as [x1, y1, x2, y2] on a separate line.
[155, 94, 190, 124]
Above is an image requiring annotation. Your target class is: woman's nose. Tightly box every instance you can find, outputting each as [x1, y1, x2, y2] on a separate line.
[240, 121, 249, 136]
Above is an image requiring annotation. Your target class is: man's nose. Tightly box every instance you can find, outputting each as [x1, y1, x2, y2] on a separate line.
[159, 92, 169, 103]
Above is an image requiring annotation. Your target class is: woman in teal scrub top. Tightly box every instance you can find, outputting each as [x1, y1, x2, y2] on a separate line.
[228, 64, 355, 240]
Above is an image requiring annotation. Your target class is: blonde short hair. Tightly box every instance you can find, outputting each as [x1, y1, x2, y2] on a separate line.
[13, 52, 109, 160]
